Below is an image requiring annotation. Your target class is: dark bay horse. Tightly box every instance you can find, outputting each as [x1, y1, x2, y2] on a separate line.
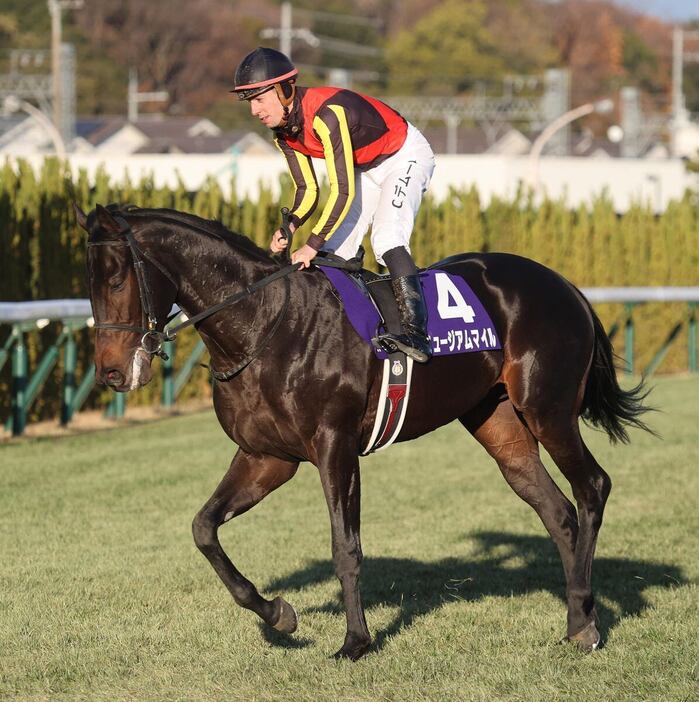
[77, 203, 651, 660]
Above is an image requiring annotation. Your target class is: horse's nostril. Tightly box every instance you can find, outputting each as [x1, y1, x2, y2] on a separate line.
[104, 369, 125, 387]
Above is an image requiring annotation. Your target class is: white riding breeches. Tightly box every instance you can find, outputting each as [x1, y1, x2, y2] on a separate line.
[321, 123, 435, 266]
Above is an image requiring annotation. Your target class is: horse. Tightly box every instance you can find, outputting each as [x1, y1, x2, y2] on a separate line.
[76, 202, 651, 661]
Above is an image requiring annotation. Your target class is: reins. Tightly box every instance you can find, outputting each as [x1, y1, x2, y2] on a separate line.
[87, 214, 301, 374]
[164, 261, 300, 339]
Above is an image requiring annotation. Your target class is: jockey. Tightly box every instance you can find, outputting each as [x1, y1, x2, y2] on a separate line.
[232, 47, 435, 363]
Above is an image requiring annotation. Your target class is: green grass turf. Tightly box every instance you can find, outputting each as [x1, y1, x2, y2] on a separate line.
[1, 376, 697, 701]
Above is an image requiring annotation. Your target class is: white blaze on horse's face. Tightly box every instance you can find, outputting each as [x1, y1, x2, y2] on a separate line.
[129, 347, 152, 391]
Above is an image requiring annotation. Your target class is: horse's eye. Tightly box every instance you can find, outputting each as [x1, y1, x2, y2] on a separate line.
[109, 277, 126, 292]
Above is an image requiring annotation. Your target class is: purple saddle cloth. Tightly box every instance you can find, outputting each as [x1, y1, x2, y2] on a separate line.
[320, 267, 502, 360]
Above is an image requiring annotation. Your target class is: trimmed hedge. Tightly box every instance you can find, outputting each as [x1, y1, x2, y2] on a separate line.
[1, 160, 697, 423]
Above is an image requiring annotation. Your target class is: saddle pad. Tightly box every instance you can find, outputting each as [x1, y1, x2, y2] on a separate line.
[320, 267, 502, 359]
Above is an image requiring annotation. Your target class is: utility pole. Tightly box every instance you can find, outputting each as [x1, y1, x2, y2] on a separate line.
[259, 1, 293, 57]
[48, 0, 82, 141]
[280, 2, 292, 58]
[127, 68, 169, 122]
[261, 2, 319, 57]
[540, 69, 571, 155]
[672, 26, 685, 157]
[672, 26, 699, 158]
[621, 86, 641, 158]
[49, 0, 61, 132]
[261, 4, 380, 67]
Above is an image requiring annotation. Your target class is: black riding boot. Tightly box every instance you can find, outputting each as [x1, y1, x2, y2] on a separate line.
[377, 275, 432, 363]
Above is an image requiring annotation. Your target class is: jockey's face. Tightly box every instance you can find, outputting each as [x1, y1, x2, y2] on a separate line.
[249, 89, 284, 128]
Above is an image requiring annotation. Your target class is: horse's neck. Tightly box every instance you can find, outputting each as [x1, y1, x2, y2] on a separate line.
[144, 221, 278, 361]
[143, 222, 268, 303]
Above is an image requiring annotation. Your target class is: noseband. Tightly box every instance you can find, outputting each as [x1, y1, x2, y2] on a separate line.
[87, 214, 301, 375]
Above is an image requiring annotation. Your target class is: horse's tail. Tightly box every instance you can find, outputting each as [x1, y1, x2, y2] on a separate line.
[580, 300, 655, 444]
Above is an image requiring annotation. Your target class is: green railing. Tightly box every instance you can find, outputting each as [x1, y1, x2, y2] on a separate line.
[1, 300, 207, 437]
[581, 288, 699, 376]
[2, 289, 698, 437]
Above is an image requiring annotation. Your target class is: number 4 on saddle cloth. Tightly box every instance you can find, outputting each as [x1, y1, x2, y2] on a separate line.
[318, 260, 502, 455]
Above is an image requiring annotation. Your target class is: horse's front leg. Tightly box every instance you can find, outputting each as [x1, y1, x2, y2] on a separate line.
[192, 448, 299, 633]
[316, 436, 371, 661]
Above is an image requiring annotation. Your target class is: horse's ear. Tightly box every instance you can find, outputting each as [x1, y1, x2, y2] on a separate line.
[73, 203, 88, 231]
[95, 204, 122, 236]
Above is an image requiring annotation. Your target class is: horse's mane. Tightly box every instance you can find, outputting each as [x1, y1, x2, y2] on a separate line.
[107, 203, 272, 262]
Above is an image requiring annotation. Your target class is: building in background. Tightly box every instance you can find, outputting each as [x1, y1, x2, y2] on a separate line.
[0, 115, 275, 156]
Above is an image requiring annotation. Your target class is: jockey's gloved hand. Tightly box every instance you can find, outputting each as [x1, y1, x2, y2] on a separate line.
[270, 218, 297, 253]
[291, 244, 317, 269]
[270, 229, 289, 253]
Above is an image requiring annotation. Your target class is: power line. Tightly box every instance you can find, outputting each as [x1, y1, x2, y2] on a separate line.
[260, 2, 383, 60]
[310, 34, 382, 58]
[294, 7, 383, 29]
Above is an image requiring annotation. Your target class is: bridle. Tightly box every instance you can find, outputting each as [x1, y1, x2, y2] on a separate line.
[87, 214, 300, 378]
[87, 215, 178, 360]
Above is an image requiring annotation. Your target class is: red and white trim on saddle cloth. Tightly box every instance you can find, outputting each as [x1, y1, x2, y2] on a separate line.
[361, 353, 414, 455]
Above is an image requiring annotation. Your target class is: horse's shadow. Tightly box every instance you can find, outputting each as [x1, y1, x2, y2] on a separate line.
[260, 530, 688, 652]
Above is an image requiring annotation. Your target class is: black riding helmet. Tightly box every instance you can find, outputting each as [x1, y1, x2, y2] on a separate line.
[232, 47, 298, 107]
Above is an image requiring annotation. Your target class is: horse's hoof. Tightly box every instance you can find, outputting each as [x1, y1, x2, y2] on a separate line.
[270, 596, 298, 634]
[332, 637, 371, 662]
[568, 620, 601, 651]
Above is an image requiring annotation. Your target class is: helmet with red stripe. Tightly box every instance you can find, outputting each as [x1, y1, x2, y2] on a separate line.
[232, 47, 298, 107]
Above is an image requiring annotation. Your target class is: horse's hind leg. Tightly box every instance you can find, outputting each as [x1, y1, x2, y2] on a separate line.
[525, 414, 611, 650]
[192, 448, 299, 633]
[460, 397, 579, 598]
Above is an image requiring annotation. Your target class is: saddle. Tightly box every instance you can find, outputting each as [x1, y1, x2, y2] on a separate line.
[314, 248, 501, 360]
[314, 247, 404, 340]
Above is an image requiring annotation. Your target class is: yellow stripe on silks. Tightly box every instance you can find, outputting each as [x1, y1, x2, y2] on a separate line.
[273, 137, 287, 160]
[311, 106, 355, 237]
[274, 136, 299, 197]
[274, 136, 297, 197]
[275, 138, 318, 223]
[292, 151, 318, 221]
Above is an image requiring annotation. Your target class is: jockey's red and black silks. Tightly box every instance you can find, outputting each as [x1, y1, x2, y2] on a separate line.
[274, 87, 408, 241]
